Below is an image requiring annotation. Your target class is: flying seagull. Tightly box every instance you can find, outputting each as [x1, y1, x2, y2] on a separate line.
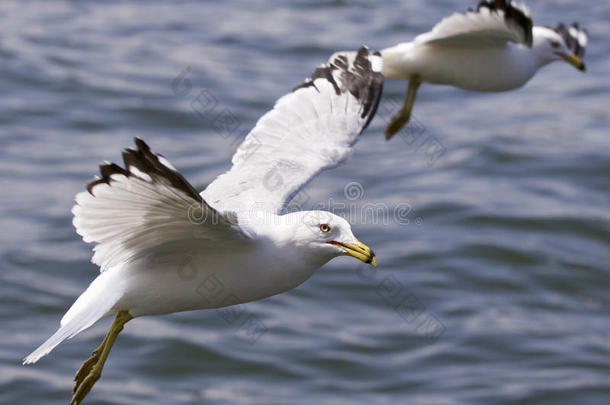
[337, 0, 588, 139]
[23, 46, 383, 405]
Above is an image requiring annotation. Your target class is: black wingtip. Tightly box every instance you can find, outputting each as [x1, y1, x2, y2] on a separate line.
[86, 163, 129, 195]
[134, 137, 149, 152]
[346, 46, 385, 131]
[554, 22, 588, 59]
[477, 0, 533, 47]
[85, 138, 202, 202]
[292, 46, 384, 132]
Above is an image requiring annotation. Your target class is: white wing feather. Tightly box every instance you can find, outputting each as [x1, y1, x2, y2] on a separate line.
[203, 47, 384, 215]
[415, 0, 533, 48]
[73, 138, 240, 272]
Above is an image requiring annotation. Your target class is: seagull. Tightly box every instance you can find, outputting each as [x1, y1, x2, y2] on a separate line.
[339, 0, 588, 139]
[23, 46, 383, 405]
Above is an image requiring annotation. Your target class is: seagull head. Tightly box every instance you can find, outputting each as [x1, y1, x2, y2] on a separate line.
[281, 210, 377, 267]
[533, 25, 587, 72]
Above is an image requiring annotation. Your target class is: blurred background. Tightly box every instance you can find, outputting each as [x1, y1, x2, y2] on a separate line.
[1, 1, 609, 404]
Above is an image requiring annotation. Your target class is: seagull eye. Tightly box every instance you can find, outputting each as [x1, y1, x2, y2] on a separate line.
[319, 223, 331, 233]
[551, 40, 560, 48]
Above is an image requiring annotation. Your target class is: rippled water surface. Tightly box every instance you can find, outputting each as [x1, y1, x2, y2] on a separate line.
[1, 1, 609, 404]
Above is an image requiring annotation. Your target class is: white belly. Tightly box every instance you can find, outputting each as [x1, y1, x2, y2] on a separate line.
[383, 42, 539, 92]
[108, 241, 324, 317]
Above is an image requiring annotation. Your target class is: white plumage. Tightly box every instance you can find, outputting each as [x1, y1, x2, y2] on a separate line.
[334, 0, 588, 138]
[204, 50, 382, 215]
[24, 47, 383, 404]
[72, 151, 236, 273]
[413, 1, 532, 47]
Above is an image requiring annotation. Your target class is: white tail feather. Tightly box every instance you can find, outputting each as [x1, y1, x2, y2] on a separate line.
[23, 272, 123, 364]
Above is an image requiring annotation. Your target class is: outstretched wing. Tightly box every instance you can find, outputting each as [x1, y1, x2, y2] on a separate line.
[202, 46, 384, 215]
[416, 0, 533, 48]
[73, 138, 241, 272]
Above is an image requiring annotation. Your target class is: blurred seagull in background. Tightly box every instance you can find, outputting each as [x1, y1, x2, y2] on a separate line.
[336, 0, 588, 139]
[23, 47, 383, 405]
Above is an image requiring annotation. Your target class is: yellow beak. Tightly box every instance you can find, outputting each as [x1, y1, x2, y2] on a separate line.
[331, 239, 377, 266]
[562, 53, 586, 72]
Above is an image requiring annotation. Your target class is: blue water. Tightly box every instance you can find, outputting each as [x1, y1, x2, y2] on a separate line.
[1, 1, 609, 404]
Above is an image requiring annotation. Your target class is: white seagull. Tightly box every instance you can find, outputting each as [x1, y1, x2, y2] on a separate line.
[344, 0, 588, 138]
[24, 47, 383, 405]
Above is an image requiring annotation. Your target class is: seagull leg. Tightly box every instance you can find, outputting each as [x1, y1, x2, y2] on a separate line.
[70, 310, 132, 405]
[385, 76, 422, 140]
[72, 332, 109, 391]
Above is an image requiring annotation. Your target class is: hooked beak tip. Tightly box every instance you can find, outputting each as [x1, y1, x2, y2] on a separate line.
[329, 240, 377, 266]
[562, 53, 586, 72]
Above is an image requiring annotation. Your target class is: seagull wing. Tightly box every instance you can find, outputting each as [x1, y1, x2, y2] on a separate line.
[555, 23, 588, 59]
[202, 46, 384, 215]
[73, 138, 242, 273]
[415, 0, 533, 48]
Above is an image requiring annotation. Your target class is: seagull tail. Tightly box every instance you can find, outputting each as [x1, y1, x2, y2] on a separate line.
[23, 271, 123, 365]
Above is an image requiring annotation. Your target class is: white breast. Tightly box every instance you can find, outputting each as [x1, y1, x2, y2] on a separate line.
[110, 239, 323, 317]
